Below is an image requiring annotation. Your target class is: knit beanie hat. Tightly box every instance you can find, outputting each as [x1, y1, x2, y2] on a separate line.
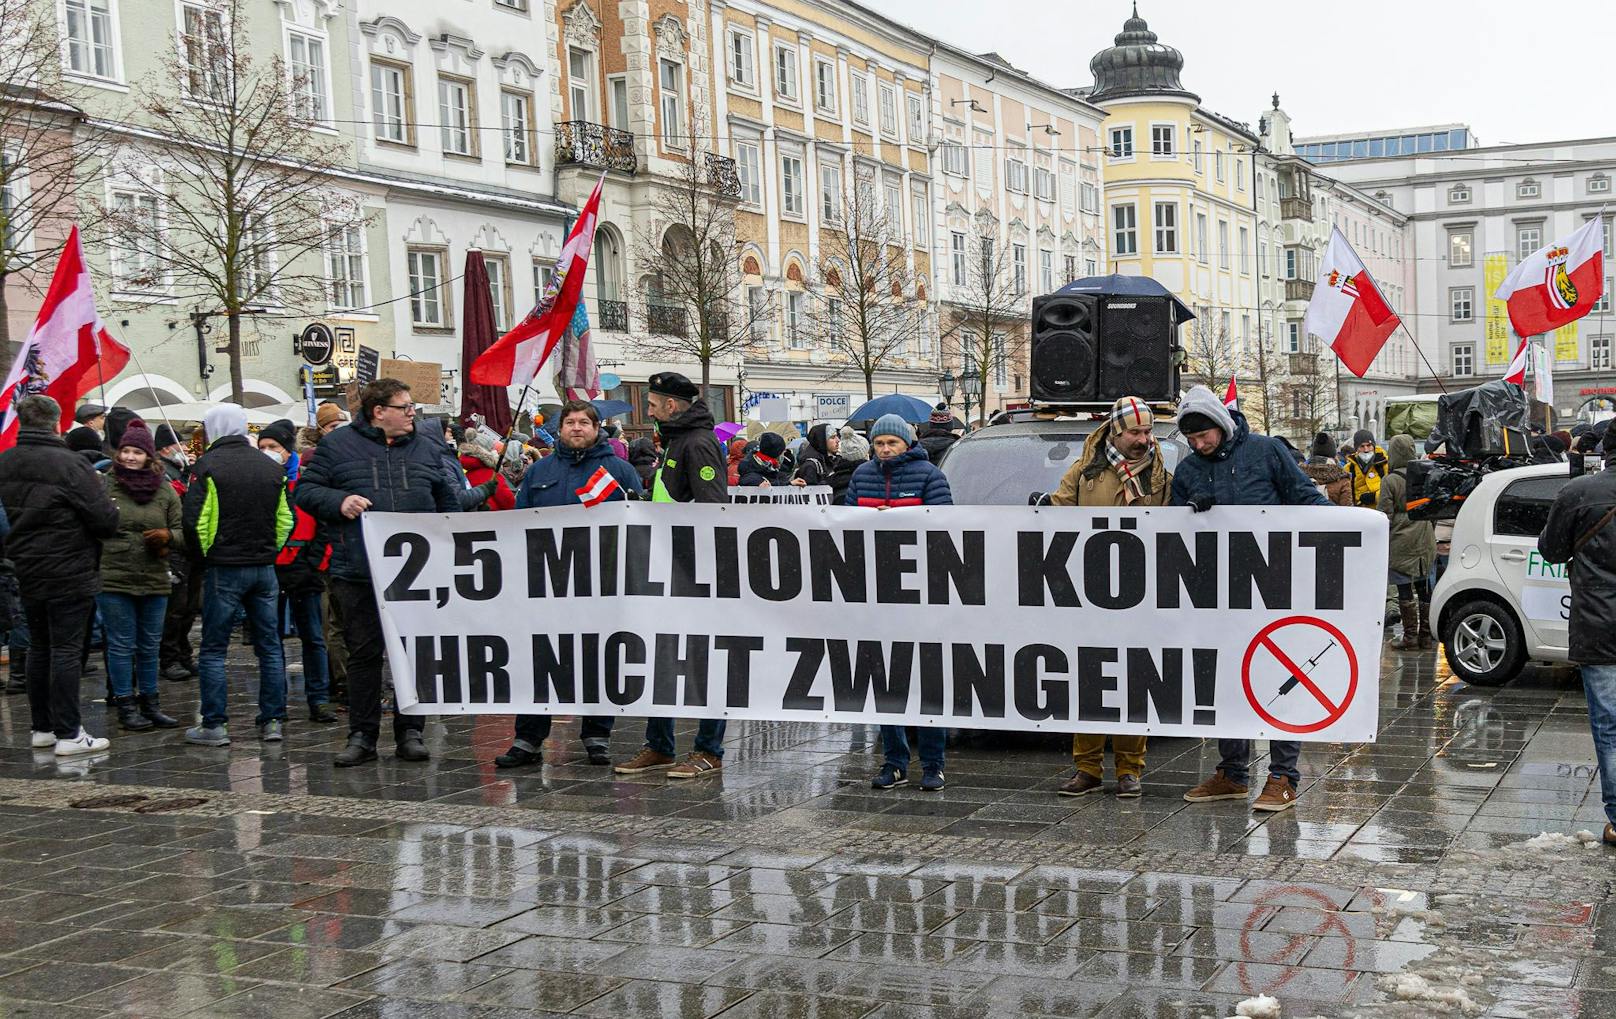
[929, 403, 952, 425]
[870, 413, 915, 445]
[154, 423, 180, 448]
[259, 418, 298, 452]
[118, 418, 157, 458]
[65, 426, 103, 453]
[1352, 429, 1375, 449]
[1310, 431, 1335, 459]
[1174, 385, 1236, 440]
[837, 425, 870, 463]
[316, 403, 344, 429]
[758, 432, 786, 457]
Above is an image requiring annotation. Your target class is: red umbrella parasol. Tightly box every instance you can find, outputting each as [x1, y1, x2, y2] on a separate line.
[459, 250, 512, 433]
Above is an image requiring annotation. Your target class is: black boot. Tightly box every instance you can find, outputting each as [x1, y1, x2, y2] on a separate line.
[4, 649, 24, 693]
[396, 731, 429, 762]
[115, 695, 154, 732]
[334, 733, 377, 768]
[137, 693, 181, 729]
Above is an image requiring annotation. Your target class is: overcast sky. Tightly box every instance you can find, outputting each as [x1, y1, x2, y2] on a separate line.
[861, 0, 1613, 147]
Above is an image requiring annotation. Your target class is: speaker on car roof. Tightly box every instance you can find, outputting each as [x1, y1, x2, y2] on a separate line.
[1098, 295, 1174, 402]
[1029, 293, 1100, 402]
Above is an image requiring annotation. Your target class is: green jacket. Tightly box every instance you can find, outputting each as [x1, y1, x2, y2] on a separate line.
[99, 474, 183, 597]
[1378, 434, 1436, 579]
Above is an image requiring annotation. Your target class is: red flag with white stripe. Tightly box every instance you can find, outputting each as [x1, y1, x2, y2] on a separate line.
[0, 227, 130, 449]
[1494, 217, 1605, 337]
[470, 173, 606, 387]
[1504, 335, 1528, 386]
[575, 466, 621, 507]
[1223, 376, 1238, 410]
[1304, 227, 1400, 378]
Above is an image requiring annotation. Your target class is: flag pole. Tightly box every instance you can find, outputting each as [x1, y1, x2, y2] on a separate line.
[123, 343, 179, 447]
[1395, 319, 1448, 395]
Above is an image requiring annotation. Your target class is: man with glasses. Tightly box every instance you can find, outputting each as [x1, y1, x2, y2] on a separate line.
[295, 379, 496, 766]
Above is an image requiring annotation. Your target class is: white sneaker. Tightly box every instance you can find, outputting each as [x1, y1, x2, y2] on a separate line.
[54, 729, 110, 756]
[30, 731, 55, 749]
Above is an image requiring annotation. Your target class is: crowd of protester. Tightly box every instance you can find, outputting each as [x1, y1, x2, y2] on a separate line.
[0, 375, 1577, 824]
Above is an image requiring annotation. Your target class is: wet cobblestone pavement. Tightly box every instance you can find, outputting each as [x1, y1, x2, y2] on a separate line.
[0, 645, 1611, 1018]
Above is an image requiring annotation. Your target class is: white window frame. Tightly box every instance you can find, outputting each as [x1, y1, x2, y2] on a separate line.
[1517, 225, 1542, 261]
[64, 0, 120, 82]
[1039, 249, 1053, 293]
[884, 179, 902, 236]
[734, 136, 762, 208]
[1196, 213, 1208, 265]
[607, 74, 629, 130]
[1149, 123, 1174, 158]
[725, 26, 755, 90]
[911, 186, 928, 247]
[407, 247, 449, 328]
[1152, 201, 1177, 254]
[1452, 342, 1475, 378]
[1592, 335, 1612, 370]
[1012, 242, 1026, 295]
[907, 93, 925, 143]
[747, 285, 769, 342]
[1448, 184, 1471, 204]
[1517, 178, 1541, 199]
[1064, 254, 1076, 283]
[772, 42, 798, 103]
[533, 259, 555, 310]
[780, 150, 805, 219]
[501, 89, 535, 165]
[1033, 166, 1055, 203]
[1591, 174, 1612, 195]
[813, 56, 836, 114]
[850, 71, 870, 127]
[1217, 219, 1230, 270]
[1595, 276, 1614, 315]
[285, 28, 331, 126]
[1448, 228, 1473, 268]
[818, 160, 841, 223]
[483, 253, 512, 333]
[324, 220, 367, 312]
[1236, 160, 1246, 192]
[950, 230, 966, 286]
[1080, 181, 1098, 214]
[1112, 203, 1137, 256]
[877, 81, 898, 140]
[658, 58, 684, 148]
[567, 46, 594, 121]
[1238, 226, 1249, 274]
[785, 291, 805, 349]
[942, 140, 967, 177]
[437, 75, 476, 157]
[178, 1, 228, 102]
[1005, 157, 1028, 195]
[1108, 126, 1133, 160]
[370, 58, 411, 145]
[108, 186, 163, 294]
[1449, 286, 1474, 323]
[993, 332, 1008, 390]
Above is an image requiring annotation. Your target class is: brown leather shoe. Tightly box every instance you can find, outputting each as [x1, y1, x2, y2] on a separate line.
[667, 751, 723, 779]
[1058, 771, 1103, 797]
[1252, 775, 1298, 812]
[613, 748, 676, 774]
[1115, 774, 1142, 799]
[1183, 769, 1248, 803]
[1604, 823, 1616, 846]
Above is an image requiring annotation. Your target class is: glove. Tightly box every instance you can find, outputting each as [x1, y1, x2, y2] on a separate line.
[141, 528, 171, 557]
[1188, 495, 1215, 513]
[477, 478, 500, 501]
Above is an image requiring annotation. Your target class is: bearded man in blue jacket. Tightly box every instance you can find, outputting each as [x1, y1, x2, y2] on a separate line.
[497, 399, 641, 768]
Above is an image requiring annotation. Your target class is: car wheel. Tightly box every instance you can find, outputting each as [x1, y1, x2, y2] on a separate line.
[1441, 600, 1527, 687]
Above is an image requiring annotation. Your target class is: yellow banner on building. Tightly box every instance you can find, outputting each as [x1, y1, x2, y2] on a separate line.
[1555, 321, 1579, 362]
[1484, 254, 1510, 364]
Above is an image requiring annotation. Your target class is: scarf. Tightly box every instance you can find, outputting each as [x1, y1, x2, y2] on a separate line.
[114, 462, 164, 504]
[752, 452, 778, 470]
[1103, 439, 1152, 504]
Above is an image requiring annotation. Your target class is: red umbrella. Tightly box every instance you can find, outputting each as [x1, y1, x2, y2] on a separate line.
[459, 251, 512, 433]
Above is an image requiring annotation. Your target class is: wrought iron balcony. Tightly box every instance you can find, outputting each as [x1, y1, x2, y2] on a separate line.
[705, 153, 741, 199]
[1280, 196, 1311, 221]
[555, 121, 636, 174]
[647, 302, 687, 337]
[598, 299, 629, 332]
[1284, 278, 1315, 302]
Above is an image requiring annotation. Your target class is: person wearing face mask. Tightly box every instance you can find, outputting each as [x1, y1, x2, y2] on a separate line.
[1344, 429, 1390, 508]
[256, 419, 300, 483]
[261, 421, 335, 723]
[96, 419, 184, 731]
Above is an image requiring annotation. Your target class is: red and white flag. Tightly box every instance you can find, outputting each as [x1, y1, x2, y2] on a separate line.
[0, 226, 130, 450]
[470, 172, 607, 388]
[1223, 376, 1238, 410]
[1304, 227, 1400, 378]
[1504, 334, 1528, 386]
[1493, 216, 1605, 337]
[575, 466, 621, 507]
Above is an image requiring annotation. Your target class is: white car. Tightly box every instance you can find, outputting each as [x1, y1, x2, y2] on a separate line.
[1431, 461, 1575, 686]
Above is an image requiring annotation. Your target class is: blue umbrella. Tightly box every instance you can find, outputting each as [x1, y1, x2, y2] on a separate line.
[592, 399, 633, 418]
[1057, 274, 1196, 325]
[847, 393, 934, 423]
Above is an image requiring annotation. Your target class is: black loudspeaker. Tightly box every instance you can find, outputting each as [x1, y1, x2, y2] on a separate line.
[1030, 293, 1100, 402]
[1098, 296, 1174, 401]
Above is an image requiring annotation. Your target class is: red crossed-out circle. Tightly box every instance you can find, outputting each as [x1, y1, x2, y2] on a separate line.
[1241, 615, 1358, 735]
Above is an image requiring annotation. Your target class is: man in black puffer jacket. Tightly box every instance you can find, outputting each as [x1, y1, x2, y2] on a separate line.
[0, 396, 119, 755]
[295, 379, 493, 767]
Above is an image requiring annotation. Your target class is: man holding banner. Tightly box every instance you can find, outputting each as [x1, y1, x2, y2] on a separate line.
[496, 400, 640, 769]
[614, 371, 730, 778]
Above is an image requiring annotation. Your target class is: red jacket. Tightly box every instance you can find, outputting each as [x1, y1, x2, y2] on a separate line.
[459, 453, 516, 511]
[275, 474, 331, 589]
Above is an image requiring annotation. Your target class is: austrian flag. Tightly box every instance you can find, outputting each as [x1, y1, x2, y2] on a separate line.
[1304, 227, 1400, 378]
[1493, 217, 1605, 337]
[575, 466, 621, 507]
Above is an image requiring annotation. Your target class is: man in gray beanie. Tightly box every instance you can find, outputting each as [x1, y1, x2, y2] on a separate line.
[1172, 385, 1326, 813]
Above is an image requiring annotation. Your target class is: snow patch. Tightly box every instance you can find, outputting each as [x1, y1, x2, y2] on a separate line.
[1523, 832, 1585, 850]
[1226, 995, 1282, 1018]
[1379, 973, 1483, 1015]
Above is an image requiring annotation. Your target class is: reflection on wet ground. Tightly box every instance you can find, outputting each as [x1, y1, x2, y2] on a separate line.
[0, 645, 1609, 1017]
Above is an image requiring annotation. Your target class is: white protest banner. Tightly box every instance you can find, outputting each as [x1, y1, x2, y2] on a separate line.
[728, 485, 834, 505]
[361, 504, 1388, 742]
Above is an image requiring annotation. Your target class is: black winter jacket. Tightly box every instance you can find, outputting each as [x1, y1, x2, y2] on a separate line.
[0, 429, 119, 598]
[294, 421, 461, 581]
[651, 400, 728, 504]
[916, 426, 958, 464]
[736, 454, 784, 487]
[1539, 465, 1616, 664]
[182, 435, 292, 567]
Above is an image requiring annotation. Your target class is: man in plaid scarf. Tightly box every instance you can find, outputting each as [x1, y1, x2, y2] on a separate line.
[1049, 395, 1171, 798]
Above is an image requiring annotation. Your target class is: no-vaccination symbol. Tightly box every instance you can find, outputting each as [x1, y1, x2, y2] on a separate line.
[1241, 616, 1358, 735]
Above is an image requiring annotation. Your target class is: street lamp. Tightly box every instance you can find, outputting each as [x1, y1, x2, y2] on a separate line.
[961, 372, 981, 429]
[939, 369, 956, 403]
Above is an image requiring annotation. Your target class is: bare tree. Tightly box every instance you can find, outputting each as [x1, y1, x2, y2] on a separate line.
[1247, 326, 1283, 435]
[939, 216, 1025, 427]
[0, 0, 108, 375]
[1181, 309, 1242, 403]
[90, 0, 361, 401]
[631, 146, 768, 390]
[1279, 343, 1336, 446]
[813, 171, 922, 401]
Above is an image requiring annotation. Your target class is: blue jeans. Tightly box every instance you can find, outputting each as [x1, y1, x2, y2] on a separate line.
[1580, 665, 1616, 828]
[95, 593, 167, 699]
[198, 566, 287, 727]
[1218, 739, 1301, 786]
[645, 717, 725, 758]
[882, 725, 945, 773]
[285, 589, 330, 708]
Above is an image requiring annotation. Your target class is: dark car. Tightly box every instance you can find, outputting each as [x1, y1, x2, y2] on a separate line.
[936, 417, 1188, 505]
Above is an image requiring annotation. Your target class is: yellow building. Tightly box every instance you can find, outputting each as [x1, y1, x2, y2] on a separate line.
[1086, 9, 1261, 368]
